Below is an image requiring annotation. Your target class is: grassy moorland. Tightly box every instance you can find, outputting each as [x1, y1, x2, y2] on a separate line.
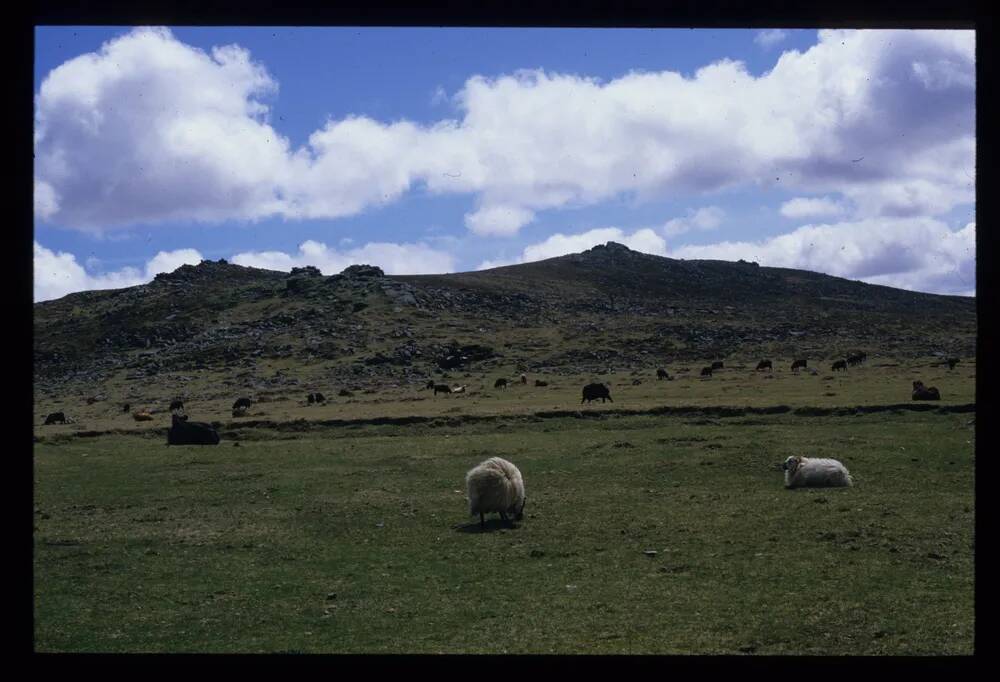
[33, 245, 976, 653]
[33, 401, 974, 653]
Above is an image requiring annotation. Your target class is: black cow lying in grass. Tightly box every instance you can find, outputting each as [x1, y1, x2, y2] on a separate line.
[912, 381, 941, 401]
[791, 359, 808, 371]
[581, 383, 613, 403]
[756, 359, 772, 371]
[168, 413, 220, 445]
[832, 359, 847, 371]
[43, 411, 66, 425]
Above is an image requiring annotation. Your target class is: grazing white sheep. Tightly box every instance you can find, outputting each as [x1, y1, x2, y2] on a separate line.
[782, 456, 853, 489]
[466, 457, 526, 529]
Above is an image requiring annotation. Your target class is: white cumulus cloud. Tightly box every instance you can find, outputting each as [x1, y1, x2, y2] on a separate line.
[670, 219, 975, 296]
[35, 27, 974, 238]
[755, 29, 789, 49]
[779, 196, 848, 219]
[662, 206, 726, 236]
[230, 239, 456, 275]
[34, 241, 203, 302]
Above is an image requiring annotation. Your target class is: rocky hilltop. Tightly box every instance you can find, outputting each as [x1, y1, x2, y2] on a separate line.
[34, 243, 976, 396]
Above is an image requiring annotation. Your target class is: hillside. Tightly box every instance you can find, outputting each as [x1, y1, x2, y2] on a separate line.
[33, 242, 976, 400]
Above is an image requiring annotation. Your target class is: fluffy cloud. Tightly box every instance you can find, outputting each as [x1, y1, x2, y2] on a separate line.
[779, 196, 848, 219]
[478, 227, 666, 269]
[464, 205, 535, 236]
[35, 28, 974, 236]
[34, 241, 203, 301]
[670, 219, 975, 296]
[755, 29, 788, 48]
[230, 239, 456, 275]
[662, 206, 725, 236]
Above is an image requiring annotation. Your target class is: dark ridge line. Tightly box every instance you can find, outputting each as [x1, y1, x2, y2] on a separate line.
[46, 402, 977, 440]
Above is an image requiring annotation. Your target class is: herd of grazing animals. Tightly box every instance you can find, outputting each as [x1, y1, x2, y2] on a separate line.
[37, 350, 964, 532]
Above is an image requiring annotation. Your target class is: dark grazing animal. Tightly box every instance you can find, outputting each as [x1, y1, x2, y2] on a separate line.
[656, 368, 669, 380]
[494, 378, 508, 390]
[433, 384, 452, 395]
[520, 374, 527, 385]
[847, 352, 867, 366]
[169, 399, 184, 412]
[425, 380, 436, 390]
[167, 413, 220, 445]
[711, 361, 724, 370]
[307, 392, 326, 404]
[581, 383, 613, 403]
[43, 411, 66, 425]
[535, 380, 548, 387]
[912, 380, 941, 401]
[756, 359, 773, 371]
[947, 357, 960, 370]
[831, 360, 848, 371]
[700, 366, 713, 377]
[791, 359, 808, 371]
[232, 397, 252, 411]
[122, 403, 130, 414]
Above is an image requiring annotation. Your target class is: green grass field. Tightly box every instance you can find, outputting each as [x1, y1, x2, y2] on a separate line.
[33, 398, 975, 653]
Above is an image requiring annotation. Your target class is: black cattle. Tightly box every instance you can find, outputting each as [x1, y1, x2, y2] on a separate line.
[791, 359, 808, 371]
[433, 384, 452, 395]
[232, 397, 252, 411]
[700, 366, 713, 377]
[307, 392, 326, 404]
[43, 411, 66, 425]
[169, 399, 185, 412]
[520, 374, 527, 385]
[581, 383, 613, 404]
[711, 361, 724, 371]
[847, 352, 868, 366]
[832, 360, 848, 371]
[756, 359, 773, 371]
[494, 378, 508, 390]
[425, 380, 436, 390]
[656, 368, 669, 380]
[912, 381, 941, 401]
[122, 403, 131, 414]
[947, 357, 960, 370]
[167, 413, 220, 445]
[535, 380, 549, 387]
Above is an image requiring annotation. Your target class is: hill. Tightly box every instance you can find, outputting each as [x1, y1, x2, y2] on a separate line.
[33, 242, 976, 400]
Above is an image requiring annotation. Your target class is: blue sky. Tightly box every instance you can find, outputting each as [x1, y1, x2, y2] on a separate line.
[34, 26, 976, 301]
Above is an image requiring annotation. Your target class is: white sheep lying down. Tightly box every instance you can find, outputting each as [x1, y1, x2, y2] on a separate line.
[466, 457, 526, 529]
[783, 456, 853, 489]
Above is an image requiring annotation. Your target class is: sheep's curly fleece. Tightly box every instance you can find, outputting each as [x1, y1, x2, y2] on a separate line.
[784, 456, 853, 488]
[466, 457, 525, 518]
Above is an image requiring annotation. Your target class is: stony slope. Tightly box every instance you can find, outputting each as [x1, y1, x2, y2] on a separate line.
[33, 242, 976, 399]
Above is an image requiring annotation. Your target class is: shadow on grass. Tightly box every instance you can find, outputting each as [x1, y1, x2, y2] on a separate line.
[453, 518, 520, 534]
